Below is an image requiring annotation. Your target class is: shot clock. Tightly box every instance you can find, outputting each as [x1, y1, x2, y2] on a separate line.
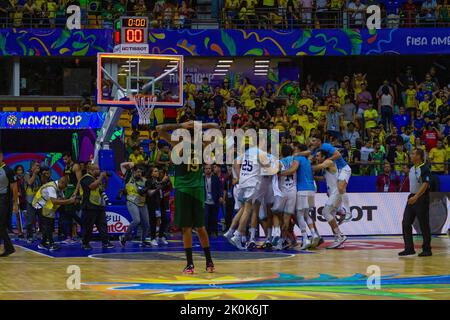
[114, 17, 149, 45]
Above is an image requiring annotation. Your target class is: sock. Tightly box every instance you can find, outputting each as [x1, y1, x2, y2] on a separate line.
[242, 235, 247, 243]
[227, 228, 235, 235]
[203, 247, 213, 264]
[266, 227, 272, 241]
[274, 226, 281, 238]
[301, 231, 308, 238]
[333, 227, 342, 236]
[304, 210, 314, 225]
[233, 230, 241, 238]
[311, 229, 318, 238]
[342, 194, 350, 213]
[296, 211, 308, 233]
[249, 228, 256, 242]
[185, 248, 193, 266]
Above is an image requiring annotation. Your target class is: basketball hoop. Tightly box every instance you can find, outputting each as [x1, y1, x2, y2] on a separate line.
[134, 94, 157, 125]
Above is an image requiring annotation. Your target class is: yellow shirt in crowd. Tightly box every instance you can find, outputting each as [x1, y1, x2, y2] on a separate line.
[129, 154, 145, 165]
[405, 89, 417, 109]
[429, 147, 447, 172]
[364, 109, 378, 129]
[297, 98, 313, 111]
[239, 84, 257, 102]
[419, 101, 430, 113]
[183, 83, 197, 101]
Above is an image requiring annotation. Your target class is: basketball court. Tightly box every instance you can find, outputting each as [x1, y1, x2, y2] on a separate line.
[1, 236, 449, 300]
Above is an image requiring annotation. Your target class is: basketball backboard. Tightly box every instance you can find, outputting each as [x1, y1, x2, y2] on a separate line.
[96, 53, 184, 108]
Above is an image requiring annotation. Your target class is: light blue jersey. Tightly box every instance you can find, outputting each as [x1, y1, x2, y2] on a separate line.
[318, 143, 348, 170]
[294, 155, 315, 192]
[279, 156, 296, 192]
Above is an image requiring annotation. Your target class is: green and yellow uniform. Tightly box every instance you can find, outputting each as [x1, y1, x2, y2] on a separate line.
[174, 148, 205, 228]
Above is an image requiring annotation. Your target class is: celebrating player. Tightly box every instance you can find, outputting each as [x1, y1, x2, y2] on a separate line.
[313, 150, 348, 249]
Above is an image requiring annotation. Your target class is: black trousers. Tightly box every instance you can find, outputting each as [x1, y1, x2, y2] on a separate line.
[0, 194, 14, 252]
[225, 197, 235, 230]
[205, 203, 220, 236]
[60, 207, 82, 238]
[39, 214, 55, 246]
[148, 203, 167, 239]
[81, 209, 109, 245]
[402, 194, 431, 252]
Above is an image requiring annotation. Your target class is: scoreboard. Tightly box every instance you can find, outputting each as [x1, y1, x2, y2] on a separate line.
[114, 17, 149, 45]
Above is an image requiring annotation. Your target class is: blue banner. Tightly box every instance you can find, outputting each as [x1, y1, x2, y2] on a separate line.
[0, 112, 106, 129]
[0, 27, 449, 57]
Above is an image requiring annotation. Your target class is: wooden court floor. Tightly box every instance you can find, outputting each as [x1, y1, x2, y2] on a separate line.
[0, 236, 449, 300]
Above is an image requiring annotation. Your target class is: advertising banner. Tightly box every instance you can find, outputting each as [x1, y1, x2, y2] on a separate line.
[0, 112, 106, 130]
[292, 192, 450, 236]
[1, 28, 449, 57]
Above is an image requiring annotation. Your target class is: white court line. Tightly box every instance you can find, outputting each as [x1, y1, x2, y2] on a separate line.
[14, 245, 54, 258]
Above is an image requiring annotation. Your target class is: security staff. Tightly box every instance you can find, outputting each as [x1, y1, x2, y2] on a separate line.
[79, 163, 114, 250]
[399, 148, 432, 257]
[32, 176, 77, 250]
[0, 151, 19, 257]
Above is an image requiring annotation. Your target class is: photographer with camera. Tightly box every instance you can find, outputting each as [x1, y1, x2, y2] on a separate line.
[146, 167, 165, 246]
[32, 176, 78, 251]
[119, 166, 151, 247]
[24, 160, 42, 243]
[79, 163, 114, 250]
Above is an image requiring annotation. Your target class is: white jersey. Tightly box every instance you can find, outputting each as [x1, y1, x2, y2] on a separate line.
[324, 167, 339, 196]
[279, 156, 297, 193]
[239, 147, 262, 188]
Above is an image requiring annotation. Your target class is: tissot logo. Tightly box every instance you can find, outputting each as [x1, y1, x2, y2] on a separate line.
[311, 206, 377, 222]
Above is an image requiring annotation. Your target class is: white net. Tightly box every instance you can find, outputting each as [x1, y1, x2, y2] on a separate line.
[134, 95, 157, 125]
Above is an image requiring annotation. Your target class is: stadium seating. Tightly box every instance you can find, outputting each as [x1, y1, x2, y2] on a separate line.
[2, 107, 18, 112]
[37, 107, 53, 112]
[20, 107, 35, 112]
[55, 107, 71, 113]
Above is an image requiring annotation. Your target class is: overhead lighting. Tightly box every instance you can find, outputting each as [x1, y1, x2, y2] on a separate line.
[118, 73, 127, 76]
[169, 60, 179, 63]
[255, 60, 270, 64]
[121, 64, 135, 68]
[216, 64, 231, 68]
[213, 73, 227, 76]
[218, 60, 233, 63]
[214, 69, 229, 73]
[255, 65, 269, 68]
[165, 64, 178, 68]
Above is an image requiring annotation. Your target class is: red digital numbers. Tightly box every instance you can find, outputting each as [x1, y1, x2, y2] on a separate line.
[125, 29, 144, 43]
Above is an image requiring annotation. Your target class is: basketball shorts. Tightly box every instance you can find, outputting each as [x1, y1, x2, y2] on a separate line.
[272, 190, 297, 215]
[174, 188, 205, 228]
[238, 181, 263, 204]
[296, 191, 316, 211]
[325, 190, 341, 207]
[258, 200, 267, 220]
[338, 165, 352, 184]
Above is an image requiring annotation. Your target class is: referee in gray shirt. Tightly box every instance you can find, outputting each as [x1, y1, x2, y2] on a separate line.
[399, 148, 432, 257]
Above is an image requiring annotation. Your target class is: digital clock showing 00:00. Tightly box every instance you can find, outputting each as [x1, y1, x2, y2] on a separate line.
[123, 17, 148, 28]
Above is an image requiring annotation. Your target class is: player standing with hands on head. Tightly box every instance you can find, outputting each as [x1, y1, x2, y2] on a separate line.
[156, 120, 219, 274]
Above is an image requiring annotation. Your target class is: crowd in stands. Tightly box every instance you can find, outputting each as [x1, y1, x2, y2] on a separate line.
[1, 0, 449, 28]
[223, 0, 450, 29]
[0, 0, 198, 28]
[125, 65, 449, 188]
